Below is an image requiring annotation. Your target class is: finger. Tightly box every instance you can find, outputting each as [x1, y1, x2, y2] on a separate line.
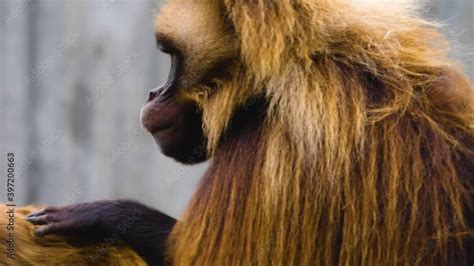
[27, 206, 58, 218]
[43, 206, 59, 212]
[35, 220, 78, 237]
[35, 223, 63, 237]
[35, 224, 54, 237]
[27, 210, 46, 218]
[26, 215, 48, 225]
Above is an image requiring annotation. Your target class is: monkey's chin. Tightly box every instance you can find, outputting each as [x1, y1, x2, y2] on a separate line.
[150, 128, 183, 160]
[150, 130, 208, 164]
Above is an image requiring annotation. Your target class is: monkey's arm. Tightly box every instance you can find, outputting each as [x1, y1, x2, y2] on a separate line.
[113, 201, 177, 265]
[27, 200, 176, 265]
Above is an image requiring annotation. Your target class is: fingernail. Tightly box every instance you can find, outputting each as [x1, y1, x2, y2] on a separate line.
[27, 211, 42, 218]
[26, 217, 39, 224]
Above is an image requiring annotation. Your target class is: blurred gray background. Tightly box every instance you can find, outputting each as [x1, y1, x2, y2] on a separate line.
[0, 0, 472, 219]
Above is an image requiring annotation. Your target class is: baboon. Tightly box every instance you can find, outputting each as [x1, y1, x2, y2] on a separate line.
[23, 0, 474, 265]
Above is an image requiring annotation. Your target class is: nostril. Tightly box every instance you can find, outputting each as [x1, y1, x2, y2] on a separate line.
[148, 90, 158, 102]
[147, 87, 166, 103]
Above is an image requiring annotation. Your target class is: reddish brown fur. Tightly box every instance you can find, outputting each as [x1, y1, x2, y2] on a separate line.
[160, 1, 474, 265]
[0, 205, 145, 265]
[1, 1, 472, 265]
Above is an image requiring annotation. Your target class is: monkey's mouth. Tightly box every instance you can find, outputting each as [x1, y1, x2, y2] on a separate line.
[140, 105, 174, 134]
[149, 124, 174, 134]
[141, 116, 173, 134]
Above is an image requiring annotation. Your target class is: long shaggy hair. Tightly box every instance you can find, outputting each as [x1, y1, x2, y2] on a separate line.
[168, 0, 474, 265]
[0, 205, 145, 265]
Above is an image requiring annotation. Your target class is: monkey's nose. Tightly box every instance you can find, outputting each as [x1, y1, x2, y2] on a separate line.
[147, 88, 162, 102]
[148, 91, 157, 102]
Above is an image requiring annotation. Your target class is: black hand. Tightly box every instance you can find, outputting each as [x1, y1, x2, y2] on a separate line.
[27, 200, 176, 265]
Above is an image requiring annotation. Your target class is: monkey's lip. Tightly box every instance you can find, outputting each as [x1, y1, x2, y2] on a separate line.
[144, 123, 174, 134]
[141, 116, 174, 134]
[140, 103, 174, 134]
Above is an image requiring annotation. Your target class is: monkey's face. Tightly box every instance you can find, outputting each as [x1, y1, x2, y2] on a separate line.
[141, 1, 237, 164]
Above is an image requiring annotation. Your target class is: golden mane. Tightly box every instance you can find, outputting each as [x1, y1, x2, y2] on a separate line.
[168, 0, 474, 265]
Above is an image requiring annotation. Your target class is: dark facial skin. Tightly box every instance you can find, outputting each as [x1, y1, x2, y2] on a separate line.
[140, 42, 207, 164]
